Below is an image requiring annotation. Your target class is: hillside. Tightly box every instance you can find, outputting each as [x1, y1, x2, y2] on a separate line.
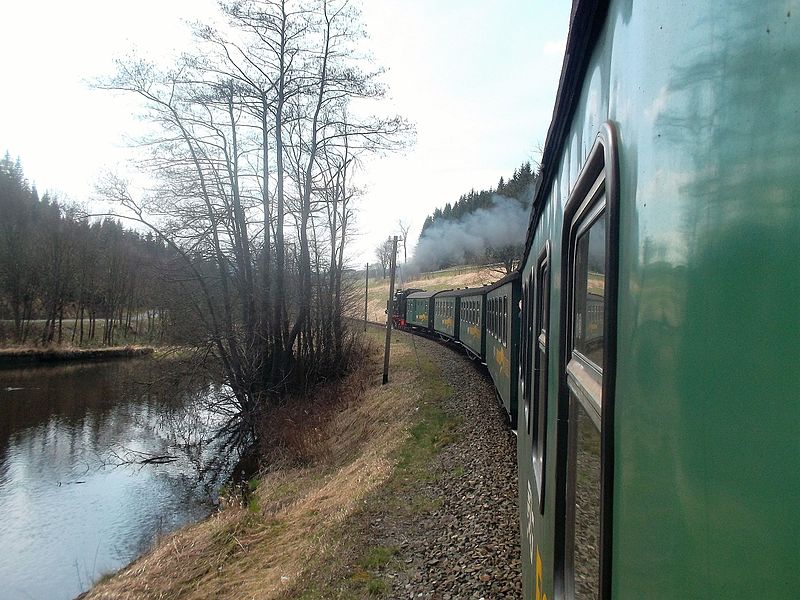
[355, 264, 506, 325]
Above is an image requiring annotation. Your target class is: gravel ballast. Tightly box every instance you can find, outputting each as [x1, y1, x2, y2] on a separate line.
[366, 333, 522, 599]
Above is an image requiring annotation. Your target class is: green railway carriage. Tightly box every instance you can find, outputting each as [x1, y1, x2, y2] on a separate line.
[433, 291, 460, 339]
[458, 290, 485, 360]
[485, 272, 521, 427]
[517, 1, 800, 599]
[405, 291, 436, 330]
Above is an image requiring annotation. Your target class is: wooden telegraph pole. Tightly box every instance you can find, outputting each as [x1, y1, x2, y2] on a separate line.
[364, 263, 369, 332]
[382, 236, 398, 385]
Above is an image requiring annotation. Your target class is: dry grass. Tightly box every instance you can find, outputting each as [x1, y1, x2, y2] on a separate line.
[357, 264, 507, 324]
[0, 318, 164, 349]
[0, 345, 155, 365]
[84, 330, 428, 600]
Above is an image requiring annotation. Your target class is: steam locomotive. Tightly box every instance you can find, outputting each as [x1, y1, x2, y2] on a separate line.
[392, 0, 800, 598]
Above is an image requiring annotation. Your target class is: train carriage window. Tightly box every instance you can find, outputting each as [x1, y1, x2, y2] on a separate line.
[502, 295, 508, 346]
[489, 298, 493, 337]
[494, 297, 498, 340]
[523, 275, 534, 434]
[493, 298, 496, 336]
[492, 298, 496, 337]
[557, 124, 618, 600]
[565, 206, 606, 600]
[520, 285, 526, 427]
[493, 297, 496, 339]
[495, 296, 500, 342]
[532, 248, 550, 510]
[573, 212, 607, 371]
[493, 298, 497, 338]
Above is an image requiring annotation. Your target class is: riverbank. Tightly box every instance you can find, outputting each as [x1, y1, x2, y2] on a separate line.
[0, 345, 155, 367]
[82, 327, 521, 598]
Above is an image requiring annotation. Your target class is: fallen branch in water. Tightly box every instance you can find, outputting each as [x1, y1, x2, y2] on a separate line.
[105, 447, 179, 467]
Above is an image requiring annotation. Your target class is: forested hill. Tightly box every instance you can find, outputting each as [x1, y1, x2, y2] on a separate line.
[0, 152, 176, 345]
[411, 162, 539, 273]
[420, 162, 537, 236]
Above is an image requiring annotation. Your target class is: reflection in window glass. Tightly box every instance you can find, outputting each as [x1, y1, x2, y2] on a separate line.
[502, 296, 507, 343]
[571, 398, 602, 600]
[573, 213, 606, 369]
[533, 260, 549, 495]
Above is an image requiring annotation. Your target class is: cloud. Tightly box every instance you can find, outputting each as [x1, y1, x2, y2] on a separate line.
[542, 38, 566, 57]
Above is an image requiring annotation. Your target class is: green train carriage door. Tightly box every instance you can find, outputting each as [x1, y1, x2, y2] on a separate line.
[558, 126, 619, 600]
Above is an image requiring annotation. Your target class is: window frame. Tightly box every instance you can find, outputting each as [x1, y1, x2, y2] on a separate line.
[554, 123, 620, 600]
[502, 295, 508, 347]
[522, 273, 534, 435]
[490, 297, 494, 338]
[532, 241, 551, 512]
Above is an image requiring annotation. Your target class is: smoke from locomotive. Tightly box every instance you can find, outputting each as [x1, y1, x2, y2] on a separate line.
[411, 193, 532, 272]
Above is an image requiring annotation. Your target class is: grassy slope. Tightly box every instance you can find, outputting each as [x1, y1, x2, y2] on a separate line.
[356, 264, 506, 324]
[83, 328, 458, 600]
[0, 317, 165, 349]
[0, 345, 155, 366]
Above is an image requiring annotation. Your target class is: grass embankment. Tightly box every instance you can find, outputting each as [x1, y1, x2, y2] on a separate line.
[0, 317, 164, 350]
[0, 345, 155, 366]
[84, 327, 458, 599]
[359, 264, 504, 324]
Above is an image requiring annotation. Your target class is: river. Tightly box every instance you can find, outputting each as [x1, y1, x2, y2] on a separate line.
[0, 357, 231, 600]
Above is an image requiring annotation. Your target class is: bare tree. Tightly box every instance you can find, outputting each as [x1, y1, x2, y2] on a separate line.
[375, 238, 393, 278]
[486, 244, 520, 276]
[94, 0, 411, 453]
[398, 220, 411, 264]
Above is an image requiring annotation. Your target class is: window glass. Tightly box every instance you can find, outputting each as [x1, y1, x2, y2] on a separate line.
[521, 286, 529, 378]
[532, 258, 549, 503]
[523, 275, 534, 434]
[569, 398, 602, 600]
[502, 296, 508, 344]
[496, 297, 500, 340]
[566, 207, 606, 600]
[573, 213, 606, 370]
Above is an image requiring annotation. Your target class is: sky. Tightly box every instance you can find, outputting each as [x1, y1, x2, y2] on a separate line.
[0, 0, 571, 265]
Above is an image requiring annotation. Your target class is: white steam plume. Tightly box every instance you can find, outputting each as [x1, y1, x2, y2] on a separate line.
[411, 193, 532, 273]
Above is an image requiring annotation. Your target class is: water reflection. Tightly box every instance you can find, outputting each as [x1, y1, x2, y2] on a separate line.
[0, 359, 231, 600]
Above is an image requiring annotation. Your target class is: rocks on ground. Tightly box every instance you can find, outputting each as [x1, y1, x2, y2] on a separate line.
[364, 334, 521, 599]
